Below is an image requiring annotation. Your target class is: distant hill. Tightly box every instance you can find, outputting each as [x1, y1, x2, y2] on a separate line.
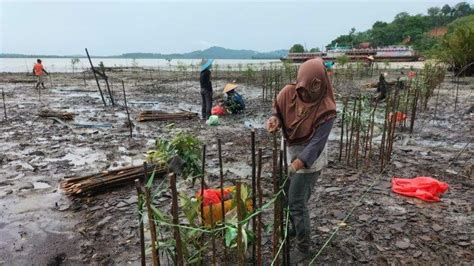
[0, 46, 288, 59]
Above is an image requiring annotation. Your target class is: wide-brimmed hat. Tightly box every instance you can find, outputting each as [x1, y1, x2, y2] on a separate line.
[200, 59, 214, 72]
[367, 55, 375, 61]
[223, 83, 238, 93]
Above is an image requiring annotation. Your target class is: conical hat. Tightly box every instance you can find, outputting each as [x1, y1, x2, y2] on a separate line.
[223, 83, 238, 93]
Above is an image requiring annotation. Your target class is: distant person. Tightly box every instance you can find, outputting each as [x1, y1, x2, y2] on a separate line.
[200, 59, 214, 120]
[266, 58, 336, 264]
[223, 83, 245, 114]
[376, 72, 389, 101]
[33, 59, 49, 89]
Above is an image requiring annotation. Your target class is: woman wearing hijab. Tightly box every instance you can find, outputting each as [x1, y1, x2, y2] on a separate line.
[200, 59, 214, 120]
[266, 58, 336, 263]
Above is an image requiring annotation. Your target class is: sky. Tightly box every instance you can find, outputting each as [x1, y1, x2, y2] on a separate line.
[0, 0, 468, 55]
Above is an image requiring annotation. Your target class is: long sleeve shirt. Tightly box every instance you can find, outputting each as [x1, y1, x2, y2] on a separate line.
[200, 69, 212, 91]
[285, 117, 334, 173]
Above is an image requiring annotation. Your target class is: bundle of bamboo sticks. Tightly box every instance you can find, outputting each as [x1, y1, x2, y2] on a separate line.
[137, 111, 198, 122]
[39, 109, 75, 120]
[60, 164, 167, 196]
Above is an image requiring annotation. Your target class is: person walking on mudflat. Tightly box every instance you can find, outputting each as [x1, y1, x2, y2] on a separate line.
[266, 58, 336, 264]
[33, 59, 49, 89]
[199, 59, 213, 120]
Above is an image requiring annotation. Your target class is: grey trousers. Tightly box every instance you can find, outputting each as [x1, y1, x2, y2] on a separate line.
[285, 171, 319, 252]
[200, 89, 212, 120]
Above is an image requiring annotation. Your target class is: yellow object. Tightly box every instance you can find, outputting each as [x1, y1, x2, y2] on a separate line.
[223, 83, 238, 93]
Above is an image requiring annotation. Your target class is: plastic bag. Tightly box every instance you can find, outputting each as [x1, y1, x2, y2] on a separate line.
[392, 176, 449, 202]
[206, 115, 219, 126]
[211, 105, 226, 116]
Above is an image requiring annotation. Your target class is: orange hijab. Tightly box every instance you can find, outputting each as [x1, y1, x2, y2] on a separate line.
[274, 58, 336, 145]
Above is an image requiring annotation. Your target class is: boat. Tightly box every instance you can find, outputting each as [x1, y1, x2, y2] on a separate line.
[281, 45, 422, 63]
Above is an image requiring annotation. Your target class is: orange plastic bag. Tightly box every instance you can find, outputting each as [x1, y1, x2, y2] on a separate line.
[196, 187, 234, 206]
[392, 176, 449, 202]
[211, 105, 226, 116]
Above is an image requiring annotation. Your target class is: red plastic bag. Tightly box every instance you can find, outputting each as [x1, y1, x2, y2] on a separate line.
[389, 111, 407, 122]
[211, 105, 226, 116]
[196, 187, 234, 206]
[392, 176, 449, 202]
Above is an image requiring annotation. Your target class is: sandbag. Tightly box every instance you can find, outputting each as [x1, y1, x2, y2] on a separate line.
[392, 176, 449, 202]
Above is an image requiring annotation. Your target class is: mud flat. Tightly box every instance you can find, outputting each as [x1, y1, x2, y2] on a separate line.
[0, 69, 472, 264]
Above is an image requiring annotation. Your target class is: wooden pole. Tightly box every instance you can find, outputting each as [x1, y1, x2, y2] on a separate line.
[339, 97, 347, 161]
[272, 134, 280, 265]
[169, 173, 184, 266]
[217, 139, 227, 258]
[85, 48, 107, 106]
[121, 80, 133, 138]
[135, 179, 146, 266]
[236, 182, 245, 266]
[250, 130, 257, 262]
[256, 148, 263, 266]
[2, 88, 7, 120]
[143, 163, 159, 266]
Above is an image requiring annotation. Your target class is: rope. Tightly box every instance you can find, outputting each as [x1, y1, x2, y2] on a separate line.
[308, 175, 382, 265]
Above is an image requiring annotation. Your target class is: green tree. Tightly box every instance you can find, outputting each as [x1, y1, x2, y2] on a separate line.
[433, 15, 474, 72]
[453, 2, 472, 18]
[289, 44, 305, 53]
[309, 47, 320, 52]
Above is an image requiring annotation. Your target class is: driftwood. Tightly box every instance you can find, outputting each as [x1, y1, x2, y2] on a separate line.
[60, 164, 167, 196]
[137, 111, 198, 122]
[39, 109, 74, 120]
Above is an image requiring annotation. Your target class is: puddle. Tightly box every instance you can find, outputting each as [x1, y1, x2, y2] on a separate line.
[33, 181, 51, 189]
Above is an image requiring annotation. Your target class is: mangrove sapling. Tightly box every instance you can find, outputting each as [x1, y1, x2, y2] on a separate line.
[217, 139, 227, 259]
[339, 97, 348, 161]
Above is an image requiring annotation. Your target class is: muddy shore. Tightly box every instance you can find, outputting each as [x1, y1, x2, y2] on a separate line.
[0, 69, 472, 265]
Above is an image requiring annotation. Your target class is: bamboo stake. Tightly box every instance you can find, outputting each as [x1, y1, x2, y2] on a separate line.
[121, 80, 133, 138]
[380, 94, 391, 172]
[2, 88, 7, 120]
[251, 130, 257, 262]
[200, 144, 206, 225]
[144, 164, 159, 266]
[272, 134, 280, 266]
[210, 204, 216, 266]
[135, 179, 146, 266]
[169, 173, 184, 266]
[236, 182, 245, 266]
[217, 139, 227, 258]
[365, 101, 378, 167]
[256, 148, 263, 266]
[339, 97, 347, 161]
[85, 48, 107, 106]
[347, 98, 357, 166]
[409, 79, 420, 134]
[354, 96, 362, 168]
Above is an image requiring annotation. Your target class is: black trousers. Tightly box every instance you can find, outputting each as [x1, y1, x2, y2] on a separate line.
[200, 89, 212, 120]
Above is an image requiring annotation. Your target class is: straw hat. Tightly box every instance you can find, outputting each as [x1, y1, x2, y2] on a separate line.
[223, 83, 238, 93]
[367, 55, 375, 61]
[200, 59, 214, 72]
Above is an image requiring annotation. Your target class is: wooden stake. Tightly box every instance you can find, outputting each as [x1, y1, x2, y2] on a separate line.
[2, 88, 6, 120]
[236, 182, 245, 266]
[339, 97, 347, 161]
[250, 130, 257, 262]
[169, 173, 184, 266]
[135, 179, 146, 266]
[256, 148, 263, 266]
[217, 139, 227, 258]
[143, 163, 159, 266]
[85, 48, 107, 106]
[272, 134, 281, 266]
[121, 80, 133, 138]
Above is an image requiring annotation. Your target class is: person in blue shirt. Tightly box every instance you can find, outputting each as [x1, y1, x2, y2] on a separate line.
[223, 83, 245, 114]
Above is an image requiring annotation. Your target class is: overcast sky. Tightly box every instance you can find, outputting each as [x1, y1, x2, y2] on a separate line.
[0, 0, 466, 55]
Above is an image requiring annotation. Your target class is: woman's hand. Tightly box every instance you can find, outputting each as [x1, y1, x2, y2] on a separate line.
[266, 116, 280, 133]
